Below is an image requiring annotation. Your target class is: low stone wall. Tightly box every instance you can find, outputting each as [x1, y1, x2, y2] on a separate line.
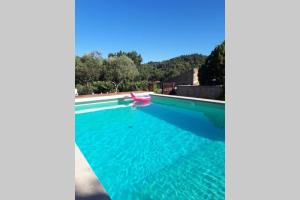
[176, 85, 223, 100]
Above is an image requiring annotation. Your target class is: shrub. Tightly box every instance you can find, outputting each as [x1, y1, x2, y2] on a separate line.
[135, 81, 149, 91]
[152, 82, 162, 93]
[76, 81, 150, 95]
[76, 84, 95, 95]
[118, 81, 149, 92]
[118, 82, 135, 92]
[92, 81, 114, 93]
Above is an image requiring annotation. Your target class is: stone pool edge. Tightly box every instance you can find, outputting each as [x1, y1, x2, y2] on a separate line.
[151, 93, 225, 104]
[75, 144, 110, 200]
[75, 92, 154, 103]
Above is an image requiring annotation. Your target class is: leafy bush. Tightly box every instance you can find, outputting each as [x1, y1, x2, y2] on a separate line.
[152, 82, 162, 93]
[76, 81, 152, 95]
[134, 81, 149, 91]
[117, 81, 149, 92]
[76, 84, 95, 95]
[92, 81, 114, 93]
[118, 82, 134, 92]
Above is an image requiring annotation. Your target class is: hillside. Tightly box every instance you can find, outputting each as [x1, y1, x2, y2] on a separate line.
[139, 54, 207, 81]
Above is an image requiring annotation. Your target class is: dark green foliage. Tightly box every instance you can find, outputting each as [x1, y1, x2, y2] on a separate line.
[134, 81, 149, 91]
[75, 51, 104, 85]
[142, 54, 207, 81]
[75, 51, 206, 87]
[200, 41, 225, 86]
[92, 81, 114, 93]
[76, 83, 95, 95]
[108, 51, 142, 66]
[75, 81, 149, 95]
[75, 49, 226, 96]
[199, 41, 225, 100]
[136, 64, 163, 81]
[104, 55, 139, 92]
[118, 81, 149, 92]
[152, 82, 162, 94]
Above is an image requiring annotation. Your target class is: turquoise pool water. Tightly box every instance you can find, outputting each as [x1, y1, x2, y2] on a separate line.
[75, 95, 225, 200]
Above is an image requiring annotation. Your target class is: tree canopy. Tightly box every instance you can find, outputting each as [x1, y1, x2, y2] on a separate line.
[75, 51, 104, 85]
[104, 55, 139, 92]
[108, 51, 142, 66]
[141, 54, 207, 81]
[199, 41, 225, 86]
[76, 51, 206, 86]
[74, 46, 225, 97]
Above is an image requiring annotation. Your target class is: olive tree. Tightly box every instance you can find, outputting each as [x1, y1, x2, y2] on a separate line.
[105, 55, 139, 92]
[75, 51, 104, 85]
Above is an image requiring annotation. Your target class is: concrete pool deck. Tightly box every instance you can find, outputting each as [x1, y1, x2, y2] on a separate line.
[75, 145, 110, 200]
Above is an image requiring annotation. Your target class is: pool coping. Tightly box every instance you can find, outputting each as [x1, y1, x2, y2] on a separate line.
[75, 92, 225, 104]
[75, 144, 110, 200]
[151, 93, 225, 104]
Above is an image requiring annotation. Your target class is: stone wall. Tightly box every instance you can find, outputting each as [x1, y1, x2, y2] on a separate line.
[176, 85, 223, 100]
[166, 68, 199, 85]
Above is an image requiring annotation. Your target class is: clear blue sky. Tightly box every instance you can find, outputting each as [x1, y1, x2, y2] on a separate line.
[76, 0, 224, 63]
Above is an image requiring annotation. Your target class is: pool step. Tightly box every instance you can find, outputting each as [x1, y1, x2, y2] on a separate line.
[75, 98, 133, 114]
[75, 104, 133, 114]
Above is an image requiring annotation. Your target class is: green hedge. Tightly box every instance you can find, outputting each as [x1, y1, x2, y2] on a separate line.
[119, 81, 149, 92]
[92, 81, 114, 93]
[76, 81, 150, 95]
[76, 84, 95, 95]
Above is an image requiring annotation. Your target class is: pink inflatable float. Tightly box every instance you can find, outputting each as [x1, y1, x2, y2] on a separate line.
[130, 92, 151, 103]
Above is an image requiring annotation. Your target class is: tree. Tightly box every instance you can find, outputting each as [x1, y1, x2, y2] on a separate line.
[142, 54, 206, 81]
[105, 55, 139, 92]
[108, 51, 143, 66]
[75, 52, 104, 85]
[75, 50, 211, 94]
[200, 41, 225, 86]
[199, 41, 225, 100]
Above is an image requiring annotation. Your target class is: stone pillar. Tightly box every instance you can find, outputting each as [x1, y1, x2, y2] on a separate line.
[193, 68, 199, 85]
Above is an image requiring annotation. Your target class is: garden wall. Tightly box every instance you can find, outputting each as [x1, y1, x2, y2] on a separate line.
[166, 68, 199, 85]
[176, 85, 223, 100]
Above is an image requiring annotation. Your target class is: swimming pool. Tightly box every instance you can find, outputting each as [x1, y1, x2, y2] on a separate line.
[75, 94, 225, 200]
